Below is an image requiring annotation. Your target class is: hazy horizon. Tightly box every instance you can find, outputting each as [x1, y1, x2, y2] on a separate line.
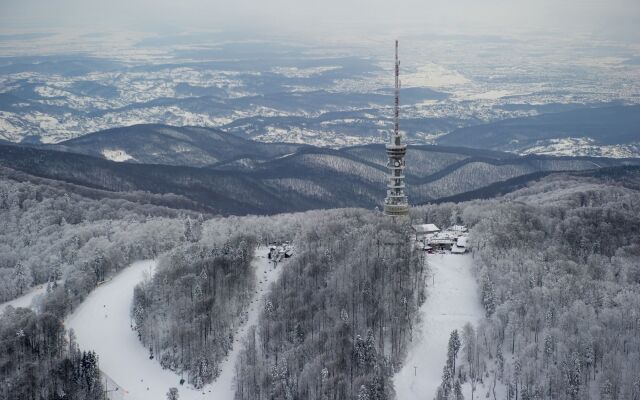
[1, 0, 639, 44]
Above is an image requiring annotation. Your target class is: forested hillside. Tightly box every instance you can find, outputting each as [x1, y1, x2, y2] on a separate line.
[3, 162, 640, 400]
[54, 124, 304, 167]
[415, 172, 640, 400]
[3, 136, 639, 215]
[0, 307, 104, 400]
[0, 170, 200, 303]
[0, 175, 198, 399]
[132, 237, 256, 388]
[234, 211, 427, 400]
[437, 105, 640, 152]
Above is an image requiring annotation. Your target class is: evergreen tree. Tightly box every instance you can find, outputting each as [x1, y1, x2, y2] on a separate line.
[80, 351, 100, 392]
[480, 274, 496, 317]
[454, 379, 464, 400]
[13, 262, 31, 295]
[442, 361, 453, 397]
[448, 330, 461, 375]
[167, 387, 179, 400]
[357, 384, 370, 400]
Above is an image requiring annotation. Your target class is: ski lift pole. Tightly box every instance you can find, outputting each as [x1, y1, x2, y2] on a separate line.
[104, 376, 119, 400]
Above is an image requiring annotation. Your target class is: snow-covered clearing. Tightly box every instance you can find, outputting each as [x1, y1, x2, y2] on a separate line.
[65, 247, 280, 400]
[101, 149, 134, 162]
[0, 284, 48, 314]
[393, 253, 484, 400]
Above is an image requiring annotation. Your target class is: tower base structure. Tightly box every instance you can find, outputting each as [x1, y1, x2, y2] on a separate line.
[383, 203, 410, 216]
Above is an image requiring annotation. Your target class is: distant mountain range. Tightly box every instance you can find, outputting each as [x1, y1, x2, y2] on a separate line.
[54, 124, 305, 167]
[1, 124, 639, 215]
[438, 104, 640, 157]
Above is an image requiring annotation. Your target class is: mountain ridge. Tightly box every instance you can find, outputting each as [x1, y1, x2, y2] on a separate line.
[2, 124, 639, 215]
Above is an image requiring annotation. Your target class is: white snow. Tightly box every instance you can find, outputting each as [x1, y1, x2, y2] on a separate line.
[270, 66, 341, 78]
[519, 137, 640, 158]
[101, 149, 134, 162]
[65, 247, 282, 400]
[402, 63, 470, 89]
[393, 253, 484, 400]
[0, 284, 48, 314]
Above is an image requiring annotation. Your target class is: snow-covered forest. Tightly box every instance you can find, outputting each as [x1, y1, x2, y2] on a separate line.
[467, 176, 640, 400]
[233, 211, 427, 400]
[0, 174, 200, 399]
[416, 173, 640, 400]
[2, 169, 640, 400]
[132, 237, 256, 388]
[0, 175, 198, 303]
[0, 305, 104, 399]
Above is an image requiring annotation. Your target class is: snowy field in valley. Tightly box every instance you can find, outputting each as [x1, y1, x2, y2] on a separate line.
[65, 247, 280, 400]
[393, 253, 484, 400]
[0, 284, 48, 314]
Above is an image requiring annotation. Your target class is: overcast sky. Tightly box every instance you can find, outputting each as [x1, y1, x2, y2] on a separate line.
[1, 0, 639, 42]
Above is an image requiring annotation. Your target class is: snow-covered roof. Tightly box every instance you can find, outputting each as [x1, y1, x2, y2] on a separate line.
[430, 238, 455, 245]
[413, 224, 440, 234]
[451, 246, 466, 254]
[457, 236, 468, 247]
[450, 225, 468, 232]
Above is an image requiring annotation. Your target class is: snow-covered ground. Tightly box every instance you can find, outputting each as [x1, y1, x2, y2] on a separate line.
[393, 253, 484, 400]
[0, 284, 48, 314]
[65, 247, 281, 400]
[101, 149, 135, 162]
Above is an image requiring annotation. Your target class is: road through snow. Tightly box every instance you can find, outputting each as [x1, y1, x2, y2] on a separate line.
[393, 253, 484, 400]
[65, 247, 280, 400]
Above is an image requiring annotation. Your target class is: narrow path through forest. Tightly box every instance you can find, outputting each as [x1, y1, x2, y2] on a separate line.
[65, 246, 280, 400]
[393, 253, 484, 400]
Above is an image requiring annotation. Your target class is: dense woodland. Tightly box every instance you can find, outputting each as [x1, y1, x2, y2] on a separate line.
[0, 306, 104, 400]
[233, 210, 428, 400]
[0, 173, 200, 303]
[132, 236, 257, 388]
[2, 165, 640, 400]
[419, 174, 640, 400]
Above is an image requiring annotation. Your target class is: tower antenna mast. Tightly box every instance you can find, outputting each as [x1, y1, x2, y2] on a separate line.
[394, 39, 400, 145]
[383, 40, 409, 217]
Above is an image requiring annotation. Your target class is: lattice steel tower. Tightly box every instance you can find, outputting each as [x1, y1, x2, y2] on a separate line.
[384, 40, 409, 217]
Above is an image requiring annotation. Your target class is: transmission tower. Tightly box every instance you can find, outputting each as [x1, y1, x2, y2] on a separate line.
[383, 40, 409, 217]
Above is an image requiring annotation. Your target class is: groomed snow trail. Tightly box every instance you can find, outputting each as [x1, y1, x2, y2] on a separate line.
[393, 253, 484, 400]
[0, 284, 48, 314]
[65, 248, 279, 400]
[207, 249, 281, 399]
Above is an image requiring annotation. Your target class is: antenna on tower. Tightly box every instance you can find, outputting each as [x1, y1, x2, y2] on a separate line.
[383, 40, 409, 217]
[394, 39, 400, 146]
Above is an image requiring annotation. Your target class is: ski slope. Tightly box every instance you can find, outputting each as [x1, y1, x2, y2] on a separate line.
[393, 253, 484, 400]
[0, 284, 48, 314]
[65, 247, 280, 400]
